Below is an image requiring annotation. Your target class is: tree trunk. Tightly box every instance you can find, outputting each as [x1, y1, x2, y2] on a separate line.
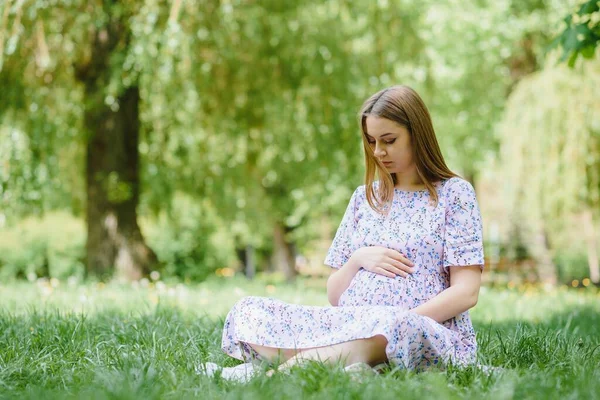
[531, 223, 557, 285]
[582, 209, 600, 284]
[272, 221, 297, 282]
[245, 245, 256, 279]
[76, 11, 157, 281]
[84, 85, 157, 280]
[236, 244, 256, 279]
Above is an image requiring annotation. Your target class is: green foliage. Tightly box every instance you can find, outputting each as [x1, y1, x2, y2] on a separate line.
[499, 59, 600, 228]
[105, 172, 133, 204]
[142, 193, 236, 282]
[0, 203, 236, 282]
[552, 0, 600, 67]
[0, 212, 86, 280]
[554, 251, 591, 283]
[0, 0, 588, 278]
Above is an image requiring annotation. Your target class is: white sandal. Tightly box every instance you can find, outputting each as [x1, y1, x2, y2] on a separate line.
[344, 362, 378, 381]
[197, 362, 260, 383]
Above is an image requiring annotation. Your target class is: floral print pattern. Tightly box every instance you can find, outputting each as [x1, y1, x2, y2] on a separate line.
[221, 177, 484, 370]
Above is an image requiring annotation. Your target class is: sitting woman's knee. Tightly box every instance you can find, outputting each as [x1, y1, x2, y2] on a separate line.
[362, 335, 388, 365]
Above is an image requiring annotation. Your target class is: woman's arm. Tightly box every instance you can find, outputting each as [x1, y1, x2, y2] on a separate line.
[326, 256, 362, 306]
[409, 265, 482, 323]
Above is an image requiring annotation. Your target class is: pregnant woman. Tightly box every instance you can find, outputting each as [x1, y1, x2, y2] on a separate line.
[203, 85, 484, 381]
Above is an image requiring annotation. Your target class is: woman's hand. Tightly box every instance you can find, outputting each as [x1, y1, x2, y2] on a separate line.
[350, 246, 415, 278]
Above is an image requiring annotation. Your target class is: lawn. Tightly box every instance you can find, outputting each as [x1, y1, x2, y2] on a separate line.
[1, 276, 599, 399]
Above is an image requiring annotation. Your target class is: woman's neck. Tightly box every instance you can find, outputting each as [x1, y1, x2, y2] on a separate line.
[393, 172, 424, 190]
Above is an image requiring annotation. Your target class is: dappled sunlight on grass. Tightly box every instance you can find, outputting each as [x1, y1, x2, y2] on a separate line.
[473, 282, 600, 325]
[0, 275, 330, 319]
[2, 277, 598, 327]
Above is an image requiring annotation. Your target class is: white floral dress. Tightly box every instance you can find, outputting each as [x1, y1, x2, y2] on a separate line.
[221, 177, 485, 370]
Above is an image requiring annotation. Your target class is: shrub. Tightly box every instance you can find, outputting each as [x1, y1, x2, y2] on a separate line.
[553, 251, 590, 283]
[0, 212, 86, 280]
[141, 193, 236, 282]
[0, 194, 236, 282]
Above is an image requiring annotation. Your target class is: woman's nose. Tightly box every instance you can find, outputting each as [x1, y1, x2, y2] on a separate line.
[374, 145, 386, 157]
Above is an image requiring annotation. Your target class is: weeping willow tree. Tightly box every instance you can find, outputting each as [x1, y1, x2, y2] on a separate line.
[499, 57, 600, 284]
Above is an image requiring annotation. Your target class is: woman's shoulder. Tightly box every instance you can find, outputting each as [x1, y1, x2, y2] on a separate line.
[441, 176, 477, 200]
[353, 184, 368, 200]
[441, 176, 473, 189]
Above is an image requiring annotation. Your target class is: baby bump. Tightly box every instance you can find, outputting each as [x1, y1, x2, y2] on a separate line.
[338, 269, 412, 308]
[339, 269, 444, 309]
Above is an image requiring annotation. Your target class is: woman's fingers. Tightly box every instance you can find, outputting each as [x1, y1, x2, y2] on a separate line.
[367, 248, 416, 278]
[385, 249, 415, 268]
[386, 258, 415, 274]
[375, 267, 396, 278]
[379, 263, 408, 278]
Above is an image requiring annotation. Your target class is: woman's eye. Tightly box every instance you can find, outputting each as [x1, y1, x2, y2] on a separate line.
[367, 139, 395, 145]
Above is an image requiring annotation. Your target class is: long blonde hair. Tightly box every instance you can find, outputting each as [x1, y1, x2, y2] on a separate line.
[359, 85, 458, 214]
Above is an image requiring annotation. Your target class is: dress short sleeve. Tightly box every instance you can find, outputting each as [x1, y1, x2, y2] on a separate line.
[443, 178, 484, 269]
[324, 187, 361, 269]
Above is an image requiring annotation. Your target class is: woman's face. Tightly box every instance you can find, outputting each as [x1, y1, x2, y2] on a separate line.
[364, 115, 415, 174]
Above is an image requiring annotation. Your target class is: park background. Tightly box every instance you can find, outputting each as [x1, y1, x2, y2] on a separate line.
[0, 0, 599, 399]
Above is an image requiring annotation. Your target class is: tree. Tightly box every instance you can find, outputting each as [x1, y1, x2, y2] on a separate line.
[77, 4, 163, 280]
[0, 1, 160, 280]
[498, 59, 600, 284]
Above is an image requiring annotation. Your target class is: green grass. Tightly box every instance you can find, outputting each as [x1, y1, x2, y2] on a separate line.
[0, 276, 599, 399]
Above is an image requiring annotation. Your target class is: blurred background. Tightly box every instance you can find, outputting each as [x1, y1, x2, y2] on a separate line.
[0, 0, 598, 289]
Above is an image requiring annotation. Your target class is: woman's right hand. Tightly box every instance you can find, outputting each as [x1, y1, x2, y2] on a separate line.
[350, 246, 415, 278]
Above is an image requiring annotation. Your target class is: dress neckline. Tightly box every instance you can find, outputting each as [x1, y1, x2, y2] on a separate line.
[393, 180, 445, 194]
